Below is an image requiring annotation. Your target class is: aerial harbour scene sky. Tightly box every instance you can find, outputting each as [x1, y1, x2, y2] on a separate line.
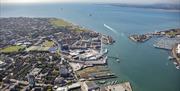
[0, 0, 180, 91]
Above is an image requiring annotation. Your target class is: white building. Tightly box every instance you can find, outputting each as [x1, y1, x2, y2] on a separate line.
[177, 44, 180, 54]
[56, 87, 68, 91]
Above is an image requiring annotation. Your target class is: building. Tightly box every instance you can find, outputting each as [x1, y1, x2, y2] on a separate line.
[48, 47, 57, 53]
[176, 44, 180, 57]
[28, 74, 35, 87]
[54, 76, 66, 85]
[59, 65, 69, 77]
[61, 44, 69, 51]
[56, 87, 68, 91]
[29, 68, 42, 76]
[82, 81, 100, 91]
[68, 82, 81, 90]
[0, 60, 6, 69]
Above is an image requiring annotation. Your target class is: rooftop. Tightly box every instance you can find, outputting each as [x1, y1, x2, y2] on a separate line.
[83, 81, 99, 89]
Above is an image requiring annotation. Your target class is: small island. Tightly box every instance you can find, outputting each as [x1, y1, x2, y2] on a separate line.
[129, 34, 151, 42]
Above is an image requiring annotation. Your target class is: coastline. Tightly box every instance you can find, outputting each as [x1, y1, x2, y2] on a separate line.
[1, 4, 180, 91]
[107, 4, 180, 13]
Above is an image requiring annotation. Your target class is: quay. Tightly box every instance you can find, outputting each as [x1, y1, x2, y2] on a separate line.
[172, 44, 180, 67]
[104, 82, 132, 91]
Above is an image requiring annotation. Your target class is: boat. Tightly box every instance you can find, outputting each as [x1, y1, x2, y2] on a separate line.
[113, 80, 117, 84]
[176, 66, 180, 69]
[60, 8, 63, 11]
[113, 81, 116, 85]
[111, 81, 114, 85]
[116, 59, 120, 63]
[103, 48, 108, 54]
[168, 56, 174, 60]
[173, 62, 177, 65]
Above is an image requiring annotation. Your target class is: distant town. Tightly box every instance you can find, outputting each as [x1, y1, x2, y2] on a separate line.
[0, 17, 132, 91]
[129, 28, 180, 69]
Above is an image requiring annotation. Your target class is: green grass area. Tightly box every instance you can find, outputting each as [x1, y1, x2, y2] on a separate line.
[76, 66, 110, 78]
[26, 46, 50, 52]
[0, 45, 25, 53]
[49, 18, 87, 32]
[42, 40, 55, 47]
[73, 27, 87, 32]
[166, 31, 177, 36]
[49, 18, 72, 27]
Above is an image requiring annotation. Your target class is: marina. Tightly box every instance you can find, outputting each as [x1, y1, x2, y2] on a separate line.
[153, 37, 180, 50]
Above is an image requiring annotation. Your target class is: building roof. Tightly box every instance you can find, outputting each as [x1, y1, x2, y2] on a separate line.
[56, 87, 68, 91]
[68, 82, 81, 89]
[84, 81, 98, 90]
[30, 68, 42, 76]
[60, 65, 69, 75]
[0, 61, 4, 65]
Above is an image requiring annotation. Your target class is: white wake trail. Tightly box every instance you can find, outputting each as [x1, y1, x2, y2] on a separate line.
[104, 24, 118, 34]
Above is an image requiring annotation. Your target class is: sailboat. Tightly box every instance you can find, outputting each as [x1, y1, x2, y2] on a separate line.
[116, 58, 120, 63]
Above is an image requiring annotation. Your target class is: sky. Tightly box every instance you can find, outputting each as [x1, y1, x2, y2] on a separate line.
[0, 0, 180, 4]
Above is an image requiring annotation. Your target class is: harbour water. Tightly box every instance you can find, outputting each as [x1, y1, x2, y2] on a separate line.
[1, 3, 180, 91]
